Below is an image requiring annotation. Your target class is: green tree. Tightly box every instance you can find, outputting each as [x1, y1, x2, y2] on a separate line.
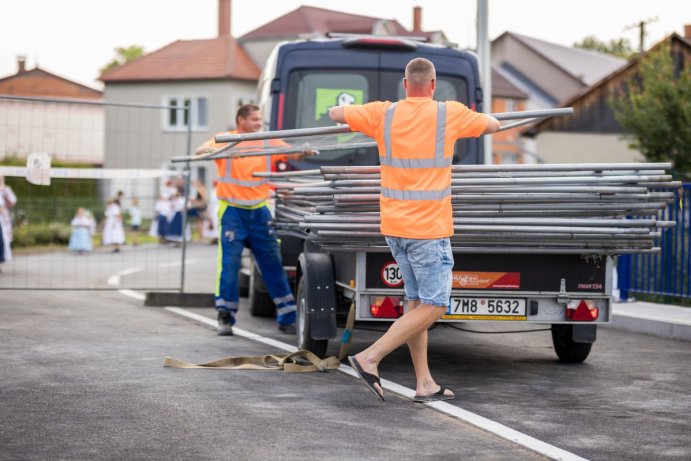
[610, 45, 691, 177]
[574, 35, 635, 59]
[100, 45, 145, 74]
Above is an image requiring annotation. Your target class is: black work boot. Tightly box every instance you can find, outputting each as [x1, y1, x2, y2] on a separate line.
[217, 311, 233, 336]
[278, 323, 296, 335]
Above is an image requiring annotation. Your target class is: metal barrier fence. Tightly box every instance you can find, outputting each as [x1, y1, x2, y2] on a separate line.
[618, 184, 691, 300]
[0, 95, 200, 291]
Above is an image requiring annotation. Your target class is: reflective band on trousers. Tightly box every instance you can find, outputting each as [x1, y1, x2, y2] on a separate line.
[273, 294, 295, 306]
[276, 305, 297, 316]
[382, 101, 451, 197]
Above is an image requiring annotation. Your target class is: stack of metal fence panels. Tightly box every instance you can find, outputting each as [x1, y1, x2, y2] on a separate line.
[265, 163, 680, 255]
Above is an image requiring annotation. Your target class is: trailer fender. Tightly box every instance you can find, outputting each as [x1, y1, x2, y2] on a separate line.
[297, 253, 337, 340]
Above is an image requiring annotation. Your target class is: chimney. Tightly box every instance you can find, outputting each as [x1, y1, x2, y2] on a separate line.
[17, 55, 26, 74]
[412, 6, 422, 33]
[218, 0, 231, 37]
[685, 24, 691, 41]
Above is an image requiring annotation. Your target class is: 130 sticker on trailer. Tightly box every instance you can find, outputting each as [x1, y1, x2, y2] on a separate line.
[381, 261, 403, 287]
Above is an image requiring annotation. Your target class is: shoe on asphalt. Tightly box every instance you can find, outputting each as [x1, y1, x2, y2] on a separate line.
[278, 323, 296, 335]
[217, 312, 233, 336]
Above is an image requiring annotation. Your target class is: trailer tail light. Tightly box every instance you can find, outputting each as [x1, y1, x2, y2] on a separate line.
[370, 296, 404, 319]
[566, 300, 599, 321]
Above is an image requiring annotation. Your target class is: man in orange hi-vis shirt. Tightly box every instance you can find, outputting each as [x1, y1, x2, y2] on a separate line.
[196, 104, 313, 337]
[330, 58, 500, 403]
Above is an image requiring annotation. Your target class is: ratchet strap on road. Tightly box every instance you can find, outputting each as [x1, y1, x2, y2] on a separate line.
[163, 301, 357, 373]
[163, 349, 340, 373]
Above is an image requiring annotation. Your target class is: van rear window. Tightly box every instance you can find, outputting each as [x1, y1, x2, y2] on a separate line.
[284, 70, 472, 165]
[289, 71, 372, 129]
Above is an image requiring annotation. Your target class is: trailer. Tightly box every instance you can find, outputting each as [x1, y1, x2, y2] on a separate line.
[173, 110, 680, 363]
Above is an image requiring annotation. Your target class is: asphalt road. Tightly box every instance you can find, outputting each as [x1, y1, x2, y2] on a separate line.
[1, 243, 690, 460]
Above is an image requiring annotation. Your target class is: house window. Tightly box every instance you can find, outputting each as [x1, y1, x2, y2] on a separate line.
[163, 96, 208, 131]
[504, 99, 517, 113]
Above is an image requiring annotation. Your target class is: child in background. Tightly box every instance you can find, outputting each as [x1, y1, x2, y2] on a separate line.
[128, 198, 142, 246]
[102, 198, 125, 252]
[68, 207, 95, 254]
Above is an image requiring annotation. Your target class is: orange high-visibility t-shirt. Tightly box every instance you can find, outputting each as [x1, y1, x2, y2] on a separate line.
[201, 131, 289, 206]
[344, 97, 488, 239]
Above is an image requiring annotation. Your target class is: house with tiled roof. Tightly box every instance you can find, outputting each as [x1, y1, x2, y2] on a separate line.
[524, 26, 691, 165]
[239, 5, 447, 69]
[98, 0, 447, 180]
[0, 58, 104, 163]
[99, 0, 259, 174]
[0, 57, 102, 100]
[490, 31, 629, 164]
[492, 32, 626, 111]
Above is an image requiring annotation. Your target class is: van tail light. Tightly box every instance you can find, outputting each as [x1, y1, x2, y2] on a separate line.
[370, 296, 404, 319]
[566, 300, 599, 321]
[277, 93, 285, 130]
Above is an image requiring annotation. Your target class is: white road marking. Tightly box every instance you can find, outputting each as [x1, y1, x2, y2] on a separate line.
[107, 267, 143, 286]
[119, 289, 145, 300]
[162, 305, 589, 461]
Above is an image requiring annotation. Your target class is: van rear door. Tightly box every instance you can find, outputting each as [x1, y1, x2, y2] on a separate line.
[272, 39, 484, 167]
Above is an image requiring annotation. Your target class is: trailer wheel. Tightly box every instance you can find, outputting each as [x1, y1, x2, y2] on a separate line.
[249, 261, 275, 318]
[296, 276, 328, 358]
[551, 324, 592, 363]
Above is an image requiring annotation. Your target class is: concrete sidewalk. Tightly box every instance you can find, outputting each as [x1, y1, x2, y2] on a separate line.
[609, 301, 691, 341]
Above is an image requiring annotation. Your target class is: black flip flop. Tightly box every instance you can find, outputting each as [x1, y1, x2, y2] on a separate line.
[413, 386, 455, 403]
[348, 356, 385, 402]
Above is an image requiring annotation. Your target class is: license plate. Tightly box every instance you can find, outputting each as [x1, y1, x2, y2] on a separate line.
[443, 297, 527, 321]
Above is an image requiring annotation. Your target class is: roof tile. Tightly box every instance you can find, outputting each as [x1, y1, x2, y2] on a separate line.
[100, 36, 259, 82]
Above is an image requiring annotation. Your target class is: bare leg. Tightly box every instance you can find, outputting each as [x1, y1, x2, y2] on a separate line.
[353, 301, 446, 396]
[405, 300, 454, 397]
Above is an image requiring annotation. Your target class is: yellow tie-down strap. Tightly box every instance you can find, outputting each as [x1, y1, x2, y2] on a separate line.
[163, 349, 341, 373]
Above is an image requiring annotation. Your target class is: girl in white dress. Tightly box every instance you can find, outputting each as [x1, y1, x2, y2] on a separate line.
[68, 207, 95, 254]
[102, 199, 125, 252]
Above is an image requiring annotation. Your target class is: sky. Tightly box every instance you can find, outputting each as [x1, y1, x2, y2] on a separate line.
[1, 0, 688, 89]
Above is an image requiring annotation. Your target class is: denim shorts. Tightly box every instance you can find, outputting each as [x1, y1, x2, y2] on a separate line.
[384, 236, 454, 307]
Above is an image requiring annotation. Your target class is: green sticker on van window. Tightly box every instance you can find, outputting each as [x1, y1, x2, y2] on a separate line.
[315, 89, 364, 121]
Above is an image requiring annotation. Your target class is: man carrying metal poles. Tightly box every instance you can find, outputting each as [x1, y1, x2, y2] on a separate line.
[329, 58, 500, 402]
[195, 104, 314, 336]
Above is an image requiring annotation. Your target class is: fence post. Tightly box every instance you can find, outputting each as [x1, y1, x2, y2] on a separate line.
[180, 106, 192, 294]
[617, 254, 630, 301]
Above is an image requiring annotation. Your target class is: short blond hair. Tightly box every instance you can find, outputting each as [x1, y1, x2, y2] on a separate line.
[404, 58, 436, 86]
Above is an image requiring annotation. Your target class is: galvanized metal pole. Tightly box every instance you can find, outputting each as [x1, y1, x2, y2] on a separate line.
[180, 107, 192, 294]
[477, 0, 492, 165]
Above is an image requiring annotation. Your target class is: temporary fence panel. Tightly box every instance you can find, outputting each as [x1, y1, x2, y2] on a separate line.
[0, 95, 209, 291]
[618, 184, 691, 300]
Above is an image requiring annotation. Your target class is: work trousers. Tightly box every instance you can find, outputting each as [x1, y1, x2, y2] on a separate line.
[215, 203, 296, 326]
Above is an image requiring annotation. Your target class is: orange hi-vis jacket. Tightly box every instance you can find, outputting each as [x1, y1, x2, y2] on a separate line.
[344, 97, 488, 239]
[201, 131, 288, 207]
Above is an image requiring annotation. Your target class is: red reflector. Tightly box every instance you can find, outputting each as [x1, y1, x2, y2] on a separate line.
[370, 296, 403, 319]
[566, 300, 599, 321]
